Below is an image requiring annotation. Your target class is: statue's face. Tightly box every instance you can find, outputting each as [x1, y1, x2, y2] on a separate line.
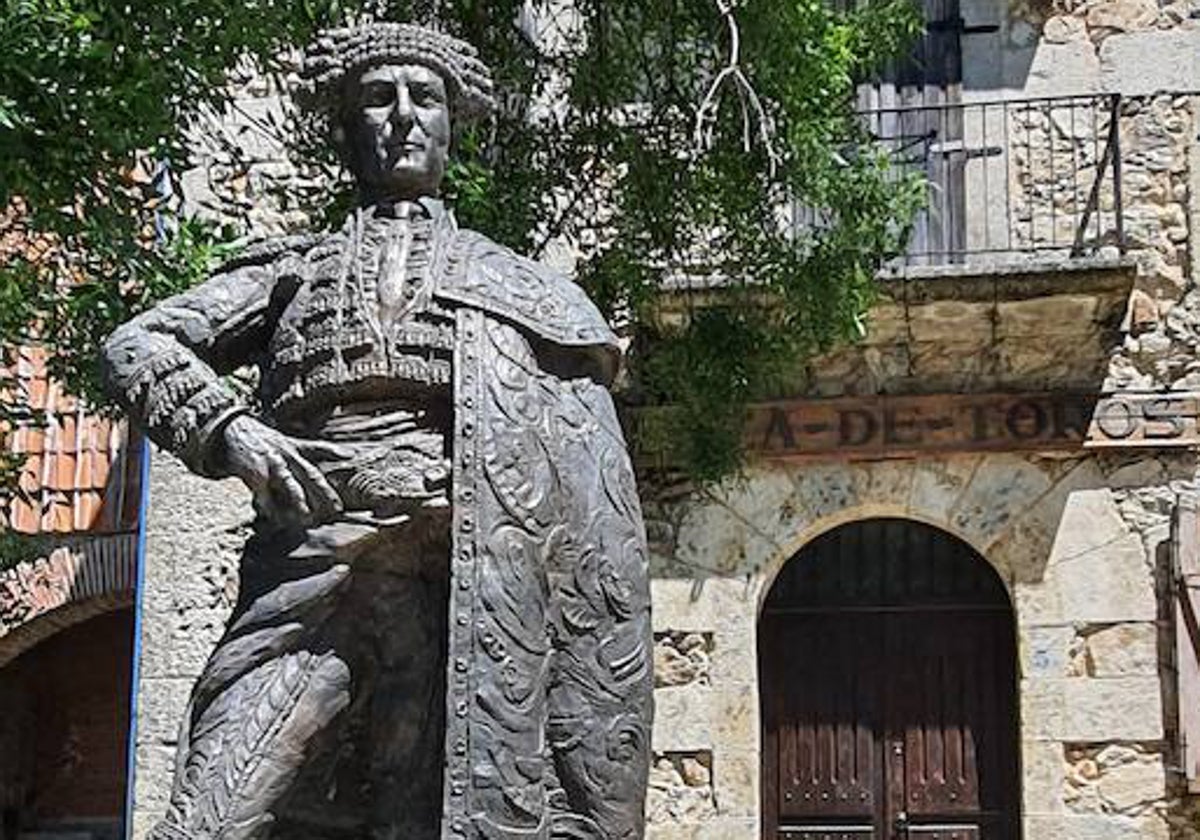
[346, 63, 451, 200]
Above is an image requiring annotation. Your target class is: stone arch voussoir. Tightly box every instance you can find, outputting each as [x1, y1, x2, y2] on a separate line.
[0, 533, 138, 666]
[705, 455, 1071, 615]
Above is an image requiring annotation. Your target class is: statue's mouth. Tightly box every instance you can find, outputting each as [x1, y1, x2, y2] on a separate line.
[390, 139, 425, 154]
[381, 141, 427, 170]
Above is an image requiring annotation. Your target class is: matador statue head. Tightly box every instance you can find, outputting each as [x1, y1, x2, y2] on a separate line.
[299, 23, 496, 204]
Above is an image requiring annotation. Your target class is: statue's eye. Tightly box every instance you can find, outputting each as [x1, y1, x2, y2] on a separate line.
[360, 84, 394, 108]
[411, 84, 443, 106]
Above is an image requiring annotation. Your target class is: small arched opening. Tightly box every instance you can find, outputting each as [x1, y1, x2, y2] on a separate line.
[759, 518, 1020, 839]
[0, 607, 135, 840]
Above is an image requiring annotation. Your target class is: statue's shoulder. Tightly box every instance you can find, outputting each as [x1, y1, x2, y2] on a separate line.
[212, 231, 330, 276]
[439, 228, 617, 349]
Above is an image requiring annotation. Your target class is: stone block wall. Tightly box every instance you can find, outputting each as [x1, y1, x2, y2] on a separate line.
[130, 454, 245, 839]
[640, 451, 1200, 839]
[1002, 94, 1196, 342]
[180, 60, 333, 241]
[130, 454, 1200, 839]
[1007, 97, 1122, 254]
[997, 0, 1200, 394]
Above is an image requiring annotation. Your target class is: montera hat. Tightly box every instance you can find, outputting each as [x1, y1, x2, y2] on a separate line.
[300, 22, 495, 122]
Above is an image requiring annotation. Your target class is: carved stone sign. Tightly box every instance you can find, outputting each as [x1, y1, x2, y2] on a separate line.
[746, 392, 1200, 460]
[1085, 392, 1200, 448]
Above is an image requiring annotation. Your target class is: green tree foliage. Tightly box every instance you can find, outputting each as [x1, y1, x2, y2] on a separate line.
[0, 0, 922, 490]
[0, 0, 340, 491]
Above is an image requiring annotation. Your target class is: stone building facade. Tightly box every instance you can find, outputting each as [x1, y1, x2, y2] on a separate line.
[122, 4, 1200, 840]
[0, 347, 142, 840]
[630, 0, 1200, 834]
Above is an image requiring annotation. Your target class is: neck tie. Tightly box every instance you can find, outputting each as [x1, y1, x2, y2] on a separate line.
[377, 202, 414, 324]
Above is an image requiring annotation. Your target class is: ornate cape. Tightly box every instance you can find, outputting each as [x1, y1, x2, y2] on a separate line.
[439, 236, 652, 840]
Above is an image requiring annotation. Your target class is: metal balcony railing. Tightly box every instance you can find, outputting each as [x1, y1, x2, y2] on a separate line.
[860, 93, 1127, 268]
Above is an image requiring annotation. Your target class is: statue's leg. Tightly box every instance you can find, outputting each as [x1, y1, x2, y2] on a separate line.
[358, 544, 449, 839]
[260, 518, 451, 840]
[149, 535, 353, 840]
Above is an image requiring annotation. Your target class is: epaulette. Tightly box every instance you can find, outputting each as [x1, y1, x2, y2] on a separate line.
[438, 228, 619, 358]
[213, 232, 325, 273]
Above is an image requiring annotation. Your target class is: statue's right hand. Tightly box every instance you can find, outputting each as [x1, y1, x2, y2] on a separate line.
[219, 415, 344, 525]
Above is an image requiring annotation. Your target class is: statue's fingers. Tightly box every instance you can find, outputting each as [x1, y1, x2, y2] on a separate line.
[268, 451, 312, 520]
[282, 449, 343, 520]
[295, 439, 356, 462]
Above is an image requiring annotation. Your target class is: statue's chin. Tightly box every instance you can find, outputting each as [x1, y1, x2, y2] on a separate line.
[357, 162, 442, 202]
[361, 178, 441, 204]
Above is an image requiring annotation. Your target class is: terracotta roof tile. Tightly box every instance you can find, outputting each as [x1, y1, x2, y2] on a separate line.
[10, 497, 38, 534]
[76, 447, 96, 490]
[50, 448, 77, 491]
[17, 455, 41, 492]
[3, 346, 142, 535]
[11, 426, 34, 456]
[76, 491, 103, 528]
[59, 413, 78, 448]
[94, 448, 115, 489]
[44, 493, 74, 532]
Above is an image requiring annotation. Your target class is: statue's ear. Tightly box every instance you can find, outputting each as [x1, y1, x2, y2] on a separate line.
[330, 119, 358, 176]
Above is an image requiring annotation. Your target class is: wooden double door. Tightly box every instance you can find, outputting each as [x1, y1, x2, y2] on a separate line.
[760, 519, 1020, 840]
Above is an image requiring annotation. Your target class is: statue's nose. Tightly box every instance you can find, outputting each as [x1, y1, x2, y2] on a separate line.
[390, 85, 415, 130]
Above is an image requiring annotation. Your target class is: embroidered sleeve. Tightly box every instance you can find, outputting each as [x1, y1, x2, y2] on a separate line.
[102, 259, 285, 476]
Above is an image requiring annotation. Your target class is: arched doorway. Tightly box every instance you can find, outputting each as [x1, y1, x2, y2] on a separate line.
[760, 518, 1020, 839]
[0, 608, 135, 840]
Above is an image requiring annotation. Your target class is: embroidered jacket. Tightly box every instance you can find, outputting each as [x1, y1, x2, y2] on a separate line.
[102, 200, 618, 475]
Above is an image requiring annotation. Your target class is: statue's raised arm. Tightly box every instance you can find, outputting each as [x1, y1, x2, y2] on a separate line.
[104, 240, 347, 524]
[103, 246, 283, 475]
